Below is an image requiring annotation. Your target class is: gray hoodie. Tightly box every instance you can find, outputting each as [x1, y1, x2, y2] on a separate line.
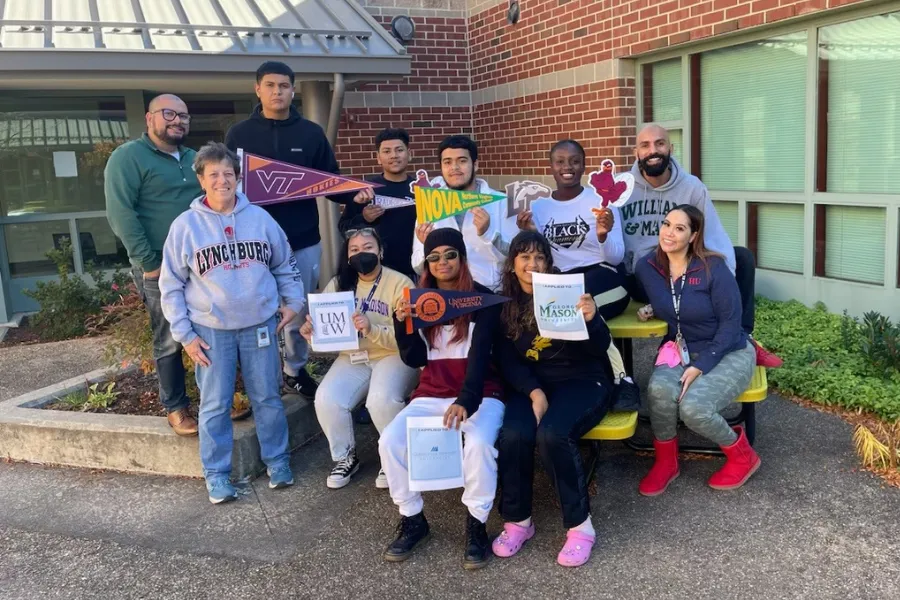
[159, 192, 305, 345]
[622, 157, 735, 274]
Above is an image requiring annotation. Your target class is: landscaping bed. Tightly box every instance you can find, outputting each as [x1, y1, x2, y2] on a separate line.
[39, 354, 335, 417]
[0, 317, 54, 348]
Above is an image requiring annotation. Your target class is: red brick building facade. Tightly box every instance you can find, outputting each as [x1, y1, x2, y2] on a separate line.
[338, 0, 900, 319]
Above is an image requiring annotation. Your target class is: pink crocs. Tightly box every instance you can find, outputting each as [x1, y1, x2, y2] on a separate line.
[491, 522, 535, 558]
[557, 530, 595, 567]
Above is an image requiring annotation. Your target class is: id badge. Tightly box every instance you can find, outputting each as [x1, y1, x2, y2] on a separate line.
[257, 326, 271, 348]
[349, 350, 370, 365]
[676, 335, 690, 366]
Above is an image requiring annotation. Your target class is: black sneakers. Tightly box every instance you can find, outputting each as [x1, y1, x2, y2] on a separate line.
[326, 450, 360, 489]
[283, 370, 318, 399]
[383, 512, 431, 562]
[463, 514, 491, 570]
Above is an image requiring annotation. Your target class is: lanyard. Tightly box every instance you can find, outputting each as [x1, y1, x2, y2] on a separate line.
[359, 270, 383, 315]
[669, 271, 686, 339]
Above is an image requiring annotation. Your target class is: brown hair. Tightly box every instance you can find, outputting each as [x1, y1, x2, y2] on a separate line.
[500, 231, 554, 340]
[653, 204, 722, 274]
[418, 255, 475, 348]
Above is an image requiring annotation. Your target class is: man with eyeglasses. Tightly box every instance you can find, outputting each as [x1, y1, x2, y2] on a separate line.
[226, 60, 351, 399]
[105, 94, 201, 435]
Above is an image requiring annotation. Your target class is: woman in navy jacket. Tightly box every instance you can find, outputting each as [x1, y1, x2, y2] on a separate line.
[635, 205, 759, 496]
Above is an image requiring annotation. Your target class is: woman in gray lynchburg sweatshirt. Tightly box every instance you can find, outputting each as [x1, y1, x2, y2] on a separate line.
[159, 142, 305, 505]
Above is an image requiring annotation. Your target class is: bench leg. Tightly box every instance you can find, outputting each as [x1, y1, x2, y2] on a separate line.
[614, 337, 635, 375]
[585, 441, 601, 485]
[741, 402, 756, 445]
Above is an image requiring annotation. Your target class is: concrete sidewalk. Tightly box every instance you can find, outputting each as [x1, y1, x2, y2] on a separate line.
[0, 392, 898, 600]
[0, 337, 108, 402]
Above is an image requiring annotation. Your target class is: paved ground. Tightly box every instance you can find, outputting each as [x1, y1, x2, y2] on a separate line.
[0, 337, 108, 402]
[1, 390, 898, 600]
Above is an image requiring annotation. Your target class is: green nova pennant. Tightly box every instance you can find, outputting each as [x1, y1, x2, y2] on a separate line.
[414, 186, 506, 224]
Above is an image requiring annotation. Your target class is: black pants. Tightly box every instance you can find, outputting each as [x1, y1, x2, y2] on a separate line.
[565, 262, 630, 321]
[626, 246, 756, 335]
[497, 379, 612, 529]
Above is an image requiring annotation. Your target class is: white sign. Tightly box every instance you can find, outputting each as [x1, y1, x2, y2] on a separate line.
[373, 195, 416, 210]
[407, 416, 464, 492]
[532, 272, 588, 341]
[308, 291, 359, 352]
[52, 151, 78, 178]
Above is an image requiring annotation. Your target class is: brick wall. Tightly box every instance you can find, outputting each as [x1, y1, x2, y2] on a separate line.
[340, 0, 870, 183]
[336, 4, 473, 178]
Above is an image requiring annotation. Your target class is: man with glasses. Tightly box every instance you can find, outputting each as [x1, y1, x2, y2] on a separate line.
[226, 61, 351, 399]
[105, 94, 201, 435]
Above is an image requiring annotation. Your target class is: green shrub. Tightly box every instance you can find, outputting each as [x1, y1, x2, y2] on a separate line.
[23, 240, 130, 341]
[755, 297, 900, 421]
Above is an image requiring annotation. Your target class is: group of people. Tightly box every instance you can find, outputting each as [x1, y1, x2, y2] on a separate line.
[105, 59, 780, 570]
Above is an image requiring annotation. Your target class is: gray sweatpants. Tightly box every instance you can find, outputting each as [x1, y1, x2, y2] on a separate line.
[647, 342, 755, 446]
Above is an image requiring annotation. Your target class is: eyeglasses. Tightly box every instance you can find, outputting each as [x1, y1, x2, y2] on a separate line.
[150, 108, 192, 123]
[344, 227, 376, 240]
[424, 250, 460, 263]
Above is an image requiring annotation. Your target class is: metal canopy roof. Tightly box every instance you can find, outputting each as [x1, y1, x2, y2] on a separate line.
[0, 0, 410, 80]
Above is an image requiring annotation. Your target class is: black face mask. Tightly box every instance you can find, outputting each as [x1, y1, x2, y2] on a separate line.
[349, 252, 379, 275]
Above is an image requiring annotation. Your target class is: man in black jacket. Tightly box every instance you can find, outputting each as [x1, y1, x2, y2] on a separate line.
[339, 128, 418, 279]
[225, 61, 348, 398]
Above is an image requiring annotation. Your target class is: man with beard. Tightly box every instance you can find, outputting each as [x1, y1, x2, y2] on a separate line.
[339, 128, 418, 278]
[623, 124, 782, 367]
[105, 94, 202, 434]
[410, 135, 508, 291]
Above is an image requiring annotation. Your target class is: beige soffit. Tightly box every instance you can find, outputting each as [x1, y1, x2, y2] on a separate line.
[0, 0, 411, 78]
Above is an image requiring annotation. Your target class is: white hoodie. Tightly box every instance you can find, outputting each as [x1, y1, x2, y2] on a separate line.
[159, 192, 305, 345]
[411, 177, 509, 292]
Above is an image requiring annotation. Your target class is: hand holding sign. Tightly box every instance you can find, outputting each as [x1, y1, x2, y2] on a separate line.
[588, 159, 635, 209]
[308, 292, 359, 352]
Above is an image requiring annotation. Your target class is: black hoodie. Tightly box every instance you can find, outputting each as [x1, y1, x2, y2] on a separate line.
[225, 104, 348, 250]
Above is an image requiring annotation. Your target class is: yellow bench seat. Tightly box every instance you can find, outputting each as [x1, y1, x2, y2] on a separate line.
[582, 367, 768, 441]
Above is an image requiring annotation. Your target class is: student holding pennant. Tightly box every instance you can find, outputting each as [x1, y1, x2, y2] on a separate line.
[410, 136, 509, 292]
[299, 228, 419, 490]
[379, 228, 505, 570]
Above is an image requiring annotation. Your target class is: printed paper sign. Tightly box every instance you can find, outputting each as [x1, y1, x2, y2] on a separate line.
[407, 416, 464, 492]
[504, 180, 552, 218]
[404, 287, 509, 333]
[240, 151, 380, 205]
[414, 186, 506, 224]
[532, 272, 588, 341]
[588, 158, 635, 208]
[373, 195, 416, 210]
[308, 291, 359, 352]
[52, 151, 78, 178]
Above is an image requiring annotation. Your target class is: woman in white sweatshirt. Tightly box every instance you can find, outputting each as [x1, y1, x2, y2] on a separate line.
[159, 142, 305, 505]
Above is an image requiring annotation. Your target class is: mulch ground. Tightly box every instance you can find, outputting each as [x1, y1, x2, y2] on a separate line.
[0, 317, 47, 348]
[42, 353, 336, 417]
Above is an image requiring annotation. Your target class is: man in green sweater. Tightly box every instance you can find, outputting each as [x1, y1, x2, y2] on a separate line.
[105, 94, 201, 435]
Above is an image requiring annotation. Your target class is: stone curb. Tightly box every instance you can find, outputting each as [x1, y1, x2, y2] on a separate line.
[0, 368, 321, 480]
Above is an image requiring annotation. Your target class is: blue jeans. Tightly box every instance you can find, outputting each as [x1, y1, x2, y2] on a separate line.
[193, 315, 290, 479]
[132, 268, 188, 413]
[282, 243, 321, 377]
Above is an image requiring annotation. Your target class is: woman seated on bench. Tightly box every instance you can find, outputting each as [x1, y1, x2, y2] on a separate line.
[300, 227, 419, 490]
[515, 139, 629, 320]
[635, 205, 759, 496]
[379, 228, 505, 570]
[492, 231, 614, 568]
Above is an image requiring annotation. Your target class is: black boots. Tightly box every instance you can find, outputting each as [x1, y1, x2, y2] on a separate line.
[463, 514, 490, 570]
[383, 512, 430, 562]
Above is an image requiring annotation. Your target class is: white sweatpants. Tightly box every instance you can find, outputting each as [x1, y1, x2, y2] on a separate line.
[314, 354, 420, 461]
[378, 396, 505, 523]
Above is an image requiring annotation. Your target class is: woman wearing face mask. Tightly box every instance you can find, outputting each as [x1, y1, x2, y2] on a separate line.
[379, 228, 505, 571]
[635, 206, 759, 496]
[300, 228, 419, 490]
[491, 231, 614, 567]
[516, 139, 629, 320]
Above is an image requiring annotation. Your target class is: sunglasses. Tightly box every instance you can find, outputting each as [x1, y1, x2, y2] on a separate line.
[424, 250, 460, 263]
[150, 108, 192, 123]
[344, 227, 377, 240]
